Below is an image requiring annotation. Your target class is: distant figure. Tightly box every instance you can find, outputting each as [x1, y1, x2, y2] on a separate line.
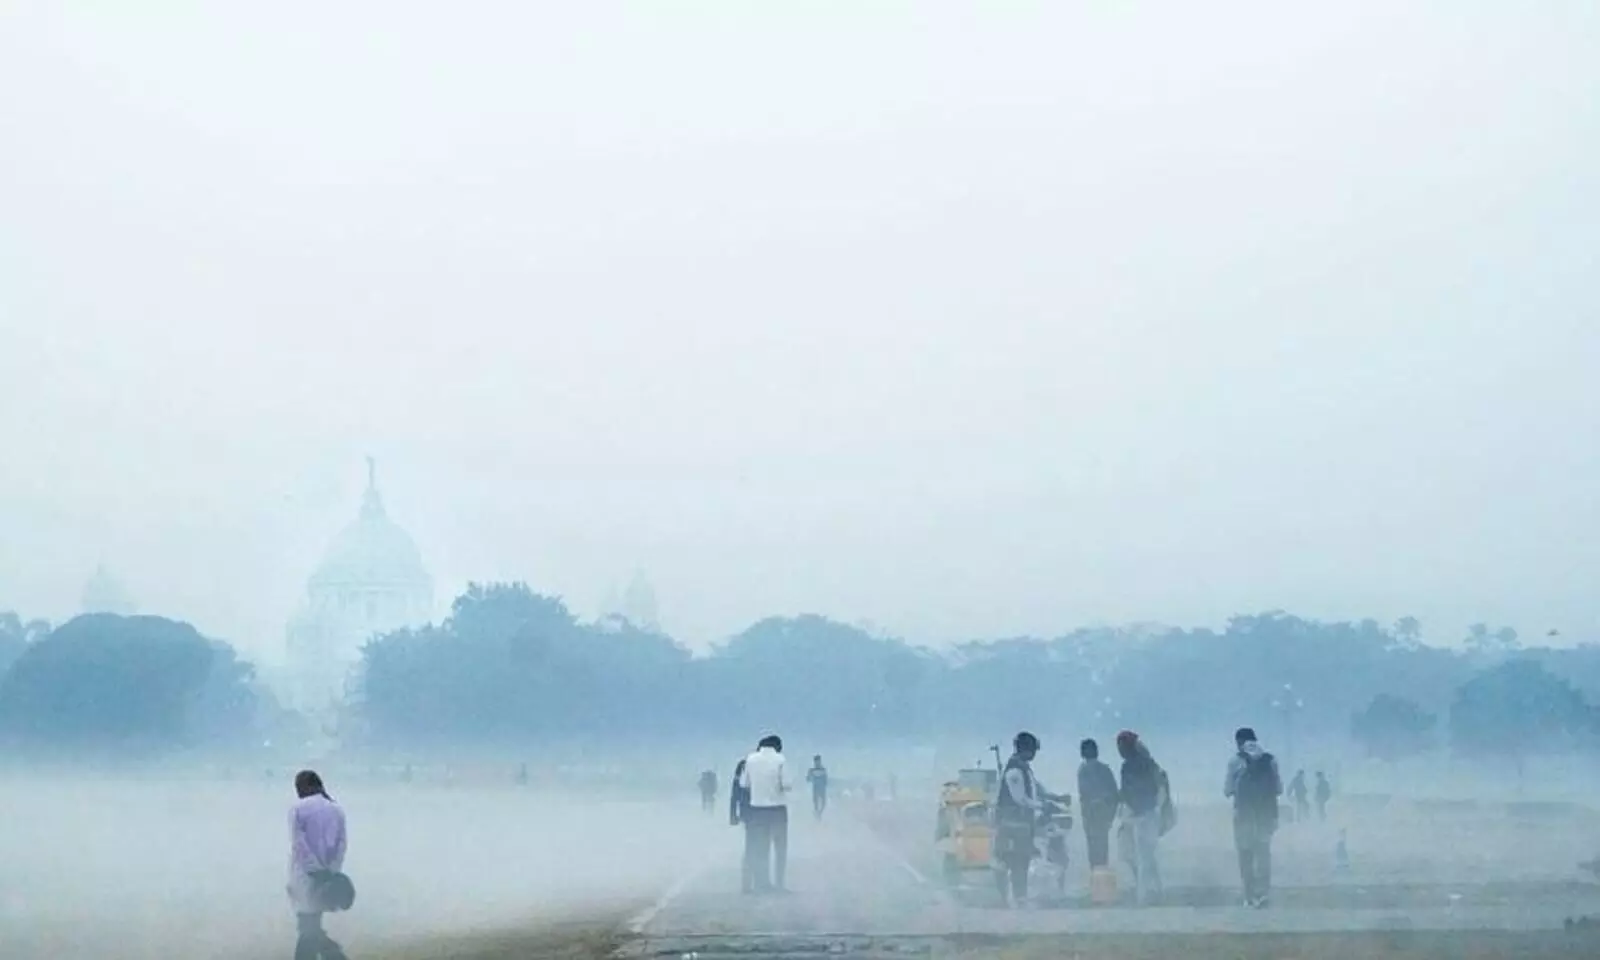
[1225, 727, 1283, 909]
[1315, 771, 1332, 822]
[1077, 738, 1119, 874]
[1117, 730, 1165, 907]
[739, 735, 791, 893]
[806, 755, 829, 820]
[516, 763, 529, 786]
[287, 770, 349, 960]
[1288, 770, 1310, 823]
[995, 731, 1053, 908]
[1335, 828, 1350, 873]
[699, 769, 719, 812]
[888, 773, 898, 800]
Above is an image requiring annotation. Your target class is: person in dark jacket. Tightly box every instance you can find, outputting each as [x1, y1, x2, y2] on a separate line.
[699, 770, 719, 813]
[1315, 771, 1332, 822]
[1077, 739, 1119, 872]
[995, 731, 1063, 907]
[1116, 730, 1164, 906]
[729, 757, 752, 891]
[1288, 770, 1309, 823]
[1225, 726, 1282, 908]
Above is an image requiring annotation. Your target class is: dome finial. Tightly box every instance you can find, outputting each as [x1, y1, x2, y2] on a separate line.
[360, 455, 386, 520]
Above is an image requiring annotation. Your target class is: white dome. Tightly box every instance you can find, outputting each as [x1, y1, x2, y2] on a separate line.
[307, 464, 431, 592]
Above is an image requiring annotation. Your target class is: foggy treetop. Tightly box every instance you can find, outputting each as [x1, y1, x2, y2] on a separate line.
[5, 591, 1600, 759]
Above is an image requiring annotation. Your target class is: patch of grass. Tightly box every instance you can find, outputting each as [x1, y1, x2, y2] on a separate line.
[370, 916, 633, 960]
[943, 930, 1600, 960]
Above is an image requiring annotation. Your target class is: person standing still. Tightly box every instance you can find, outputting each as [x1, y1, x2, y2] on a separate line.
[287, 770, 348, 960]
[1225, 727, 1283, 908]
[1315, 771, 1332, 822]
[740, 735, 791, 893]
[729, 757, 753, 892]
[995, 731, 1061, 908]
[1116, 731, 1164, 907]
[806, 755, 829, 821]
[1077, 739, 1119, 873]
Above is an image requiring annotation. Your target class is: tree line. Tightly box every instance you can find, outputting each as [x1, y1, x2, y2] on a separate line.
[3, 586, 1599, 760]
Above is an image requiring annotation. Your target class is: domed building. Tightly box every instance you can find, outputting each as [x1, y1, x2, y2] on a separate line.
[285, 459, 433, 713]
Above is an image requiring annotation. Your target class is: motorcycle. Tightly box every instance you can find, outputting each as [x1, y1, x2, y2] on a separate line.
[1027, 795, 1074, 904]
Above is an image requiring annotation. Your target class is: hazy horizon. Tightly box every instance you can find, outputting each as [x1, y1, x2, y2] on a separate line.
[4, 2, 1598, 661]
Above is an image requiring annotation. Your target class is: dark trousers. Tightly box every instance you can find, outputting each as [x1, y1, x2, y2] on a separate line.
[813, 790, 827, 819]
[701, 791, 716, 812]
[295, 913, 347, 960]
[997, 851, 1031, 903]
[1234, 816, 1275, 902]
[995, 820, 1033, 904]
[1083, 816, 1113, 869]
[743, 805, 789, 891]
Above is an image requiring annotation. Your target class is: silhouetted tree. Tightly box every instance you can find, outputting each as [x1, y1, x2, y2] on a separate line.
[0, 614, 259, 753]
[1449, 660, 1596, 777]
[1351, 693, 1436, 761]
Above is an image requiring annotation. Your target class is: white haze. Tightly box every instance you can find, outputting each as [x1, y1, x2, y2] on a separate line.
[2, 3, 1598, 656]
[0, 774, 719, 960]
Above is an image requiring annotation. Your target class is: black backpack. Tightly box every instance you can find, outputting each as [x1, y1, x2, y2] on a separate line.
[1235, 752, 1279, 823]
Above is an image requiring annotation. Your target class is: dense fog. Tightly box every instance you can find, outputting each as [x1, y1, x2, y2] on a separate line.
[4, 2, 1599, 958]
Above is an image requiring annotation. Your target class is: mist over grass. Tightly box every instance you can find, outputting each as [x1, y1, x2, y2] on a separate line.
[0, 773, 719, 960]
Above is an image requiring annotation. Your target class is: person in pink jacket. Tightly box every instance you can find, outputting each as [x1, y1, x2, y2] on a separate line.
[287, 770, 348, 960]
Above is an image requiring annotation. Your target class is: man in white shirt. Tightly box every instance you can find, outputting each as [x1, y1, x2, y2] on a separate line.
[738, 734, 791, 893]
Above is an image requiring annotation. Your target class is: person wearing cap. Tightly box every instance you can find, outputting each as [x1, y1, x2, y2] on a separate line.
[993, 730, 1065, 907]
[738, 734, 791, 893]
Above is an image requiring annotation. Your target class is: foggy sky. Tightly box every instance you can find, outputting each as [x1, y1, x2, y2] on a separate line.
[3, 2, 1597, 660]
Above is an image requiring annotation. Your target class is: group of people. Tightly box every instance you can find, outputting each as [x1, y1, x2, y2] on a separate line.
[1000, 729, 1174, 908]
[1005, 726, 1326, 910]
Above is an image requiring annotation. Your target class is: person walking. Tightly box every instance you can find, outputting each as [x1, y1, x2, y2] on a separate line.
[1288, 770, 1310, 823]
[1116, 731, 1165, 907]
[699, 769, 719, 813]
[287, 770, 349, 960]
[1315, 771, 1333, 822]
[806, 755, 830, 820]
[1077, 739, 1119, 875]
[1224, 727, 1282, 908]
[739, 735, 791, 893]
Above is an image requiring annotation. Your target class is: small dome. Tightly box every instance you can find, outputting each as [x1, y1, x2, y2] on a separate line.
[307, 462, 431, 591]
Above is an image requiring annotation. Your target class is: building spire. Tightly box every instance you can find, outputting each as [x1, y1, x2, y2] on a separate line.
[360, 455, 386, 520]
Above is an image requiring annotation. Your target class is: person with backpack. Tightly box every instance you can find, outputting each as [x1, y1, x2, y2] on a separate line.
[1224, 727, 1283, 908]
[1115, 730, 1165, 907]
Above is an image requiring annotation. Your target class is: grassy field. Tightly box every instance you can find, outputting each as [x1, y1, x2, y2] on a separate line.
[940, 930, 1600, 960]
